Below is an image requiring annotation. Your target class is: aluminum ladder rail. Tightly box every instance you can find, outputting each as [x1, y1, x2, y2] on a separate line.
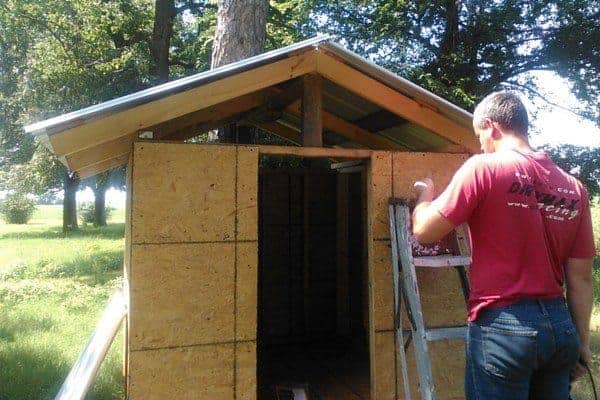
[389, 199, 471, 400]
[54, 289, 127, 400]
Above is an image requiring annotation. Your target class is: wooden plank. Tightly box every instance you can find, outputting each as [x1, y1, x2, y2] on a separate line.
[258, 145, 372, 159]
[236, 341, 257, 400]
[75, 153, 130, 179]
[288, 101, 405, 150]
[251, 121, 301, 145]
[151, 92, 266, 138]
[236, 242, 258, 341]
[50, 51, 317, 156]
[67, 133, 137, 171]
[316, 52, 479, 152]
[301, 73, 323, 147]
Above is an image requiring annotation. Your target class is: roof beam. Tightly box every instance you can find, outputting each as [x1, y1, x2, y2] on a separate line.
[301, 73, 323, 147]
[287, 101, 405, 150]
[51, 50, 318, 156]
[316, 52, 479, 152]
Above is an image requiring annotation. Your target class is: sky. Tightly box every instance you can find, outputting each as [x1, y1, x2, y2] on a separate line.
[525, 71, 599, 148]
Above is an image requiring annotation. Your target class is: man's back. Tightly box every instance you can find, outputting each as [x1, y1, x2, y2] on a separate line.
[432, 149, 594, 321]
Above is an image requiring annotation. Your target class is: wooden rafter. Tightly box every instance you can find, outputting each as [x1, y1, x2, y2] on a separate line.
[76, 153, 130, 179]
[251, 120, 301, 144]
[50, 51, 317, 156]
[316, 51, 479, 152]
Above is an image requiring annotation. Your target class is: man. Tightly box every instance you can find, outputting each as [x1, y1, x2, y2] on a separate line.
[411, 91, 595, 399]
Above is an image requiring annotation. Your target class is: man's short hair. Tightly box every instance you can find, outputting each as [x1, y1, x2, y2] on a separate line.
[473, 91, 529, 136]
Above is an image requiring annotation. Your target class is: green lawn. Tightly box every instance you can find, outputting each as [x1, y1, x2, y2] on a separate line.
[0, 205, 125, 400]
[0, 203, 598, 399]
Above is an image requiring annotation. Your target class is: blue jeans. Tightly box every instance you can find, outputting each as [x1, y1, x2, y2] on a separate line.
[465, 298, 580, 399]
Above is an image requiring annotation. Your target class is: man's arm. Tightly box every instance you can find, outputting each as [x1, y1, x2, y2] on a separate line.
[565, 257, 593, 378]
[412, 178, 456, 244]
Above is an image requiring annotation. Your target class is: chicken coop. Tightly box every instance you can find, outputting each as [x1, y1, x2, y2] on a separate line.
[26, 37, 478, 400]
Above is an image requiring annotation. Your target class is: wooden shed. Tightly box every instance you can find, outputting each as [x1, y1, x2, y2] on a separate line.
[25, 37, 478, 400]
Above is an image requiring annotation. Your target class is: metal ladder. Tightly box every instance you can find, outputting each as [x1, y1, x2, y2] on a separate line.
[388, 199, 471, 400]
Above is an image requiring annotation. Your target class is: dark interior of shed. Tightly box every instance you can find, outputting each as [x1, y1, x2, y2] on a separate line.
[257, 156, 370, 400]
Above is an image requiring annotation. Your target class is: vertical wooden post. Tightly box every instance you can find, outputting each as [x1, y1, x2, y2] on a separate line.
[337, 173, 351, 335]
[301, 73, 323, 147]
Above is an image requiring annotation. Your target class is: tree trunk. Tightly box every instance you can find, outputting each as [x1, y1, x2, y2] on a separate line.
[93, 187, 107, 226]
[151, 0, 176, 83]
[63, 172, 79, 233]
[210, 0, 268, 143]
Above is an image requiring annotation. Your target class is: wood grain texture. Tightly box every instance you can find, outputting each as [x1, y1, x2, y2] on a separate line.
[237, 147, 259, 242]
[368, 151, 393, 240]
[236, 341, 257, 400]
[236, 242, 258, 341]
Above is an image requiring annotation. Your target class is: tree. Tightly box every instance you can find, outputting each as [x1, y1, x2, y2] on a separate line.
[305, 0, 599, 122]
[543, 145, 600, 197]
[1, 0, 153, 231]
[81, 167, 126, 226]
[210, 0, 269, 143]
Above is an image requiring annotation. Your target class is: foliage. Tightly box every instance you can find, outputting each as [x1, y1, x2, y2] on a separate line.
[543, 145, 600, 197]
[78, 201, 114, 225]
[304, 0, 600, 120]
[0, 193, 37, 224]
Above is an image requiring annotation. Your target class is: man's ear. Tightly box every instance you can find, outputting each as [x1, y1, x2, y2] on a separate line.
[490, 121, 503, 140]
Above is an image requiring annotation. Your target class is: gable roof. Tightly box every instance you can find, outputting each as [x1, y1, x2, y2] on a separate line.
[24, 36, 478, 178]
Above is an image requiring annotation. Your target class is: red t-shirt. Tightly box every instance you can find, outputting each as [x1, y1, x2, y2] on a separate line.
[431, 150, 596, 321]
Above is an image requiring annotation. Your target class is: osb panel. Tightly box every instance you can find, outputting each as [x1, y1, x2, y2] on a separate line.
[129, 343, 234, 400]
[237, 147, 258, 241]
[236, 242, 257, 341]
[131, 142, 236, 244]
[236, 341, 257, 400]
[391, 152, 469, 199]
[369, 152, 393, 240]
[397, 339, 465, 399]
[130, 242, 235, 350]
[370, 240, 394, 331]
[371, 331, 396, 400]
[390, 151, 469, 327]
[416, 268, 468, 326]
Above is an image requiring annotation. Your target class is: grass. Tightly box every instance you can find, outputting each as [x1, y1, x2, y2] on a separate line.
[0, 205, 125, 400]
[0, 202, 598, 399]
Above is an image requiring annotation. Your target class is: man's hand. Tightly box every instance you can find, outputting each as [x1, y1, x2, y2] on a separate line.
[414, 178, 435, 203]
[571, 344, 592, 381]
[411, 178, 455, 244]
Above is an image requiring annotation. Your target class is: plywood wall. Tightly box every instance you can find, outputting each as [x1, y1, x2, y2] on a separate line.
[367, 151, 470, 400]
[126, 142, 258, 400]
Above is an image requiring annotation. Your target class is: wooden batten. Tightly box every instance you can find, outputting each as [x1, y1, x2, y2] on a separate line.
[301, 73, 323, 147]
[258, 145, 372, 159]
[316, 52, 479, 152]
[50, 51, 318, 157]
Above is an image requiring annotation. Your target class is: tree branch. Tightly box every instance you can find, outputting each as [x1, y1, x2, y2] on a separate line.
[502, 80, 590, 120]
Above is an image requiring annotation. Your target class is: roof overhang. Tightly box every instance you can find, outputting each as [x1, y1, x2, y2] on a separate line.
[24, 36, 478, 178]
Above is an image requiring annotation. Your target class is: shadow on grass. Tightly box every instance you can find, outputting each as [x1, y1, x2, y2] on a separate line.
[0, 223, 125, 240]
[0, 344, 124, 400]
[2, 249, 124, 286]
[0, 313, 55, 342]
